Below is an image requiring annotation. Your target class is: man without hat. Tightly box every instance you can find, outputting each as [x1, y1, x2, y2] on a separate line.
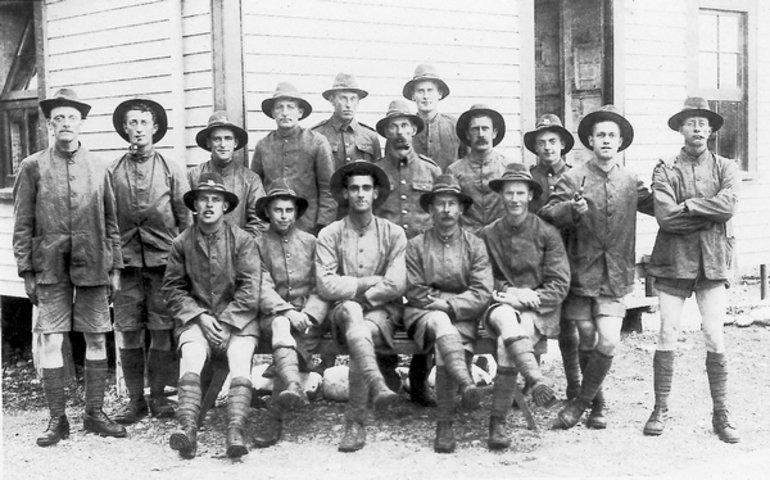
[109, 98, 191, 424]
[479, 163, 568, 449]
[252, 82, 336, 234]
[373, 99, 441, 406]
[14, 88, 126, 445]
[252, 179, 330, 448]
[188, 111, 267, 238]
[404, 174, 492, 453]
[163, 172, 262, 459]
[540, 105, 654, 430]
[403, 63, 464, 172]
[642, 97, 740, 444]
[447, 104, 510, 235]
[315, 161, 405, 452]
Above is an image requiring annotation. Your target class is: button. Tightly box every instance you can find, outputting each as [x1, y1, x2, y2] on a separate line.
[401, 195, 406, 200]
[359, 248, 363, 252]
[401, 180, 406, 185]
[402, 210, 407, 214]
[358, 264, 363, 269]
[288, 286, 293, 291]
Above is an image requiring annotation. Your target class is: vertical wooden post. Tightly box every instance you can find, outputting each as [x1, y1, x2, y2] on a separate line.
[761, 264, 767, 300]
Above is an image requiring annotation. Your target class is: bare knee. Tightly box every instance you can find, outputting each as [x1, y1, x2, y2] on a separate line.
[488, 305, 522, 338]
[657, 318, 679, 350]
[336, 301, 364, 330]
[227, 339, 255, 378]
[83, 333, 107, 360]
[426, 311, 454, 338]
[179, 342, 207, 376]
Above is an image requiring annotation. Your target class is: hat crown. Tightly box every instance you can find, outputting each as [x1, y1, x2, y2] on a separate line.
[412, 63, 441, 80]
[51, 88, 81, 102]
[196, 172, 226, 190]
[264, 178, 299, 198]
[271, 82, 303, 99]
[431, 174, 462, 193]
[535, 113, 564, 129]
[330, 73, 360, 90]
[206, 110, 236, 128]
[681, 96, 712, 112]
[385, 99, 416, 118]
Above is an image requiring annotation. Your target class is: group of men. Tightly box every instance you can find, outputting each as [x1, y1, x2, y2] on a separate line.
[13, 61, 740, 460]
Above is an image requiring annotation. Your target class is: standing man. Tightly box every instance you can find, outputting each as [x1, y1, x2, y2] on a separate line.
[188, 111, 267, 238]
[642, 97, 740, 444]
[540, 105, 654, 430]
[110, 98, 191, 424]
[316, 161, 405, 452]
[403, 63, 463, 172]
[373, 99, 441, 406]
[479, 163, 568, 449]
[404, 174, 492, 453]
[252, 82, 336, 234]
[163, 173, 261, 459]
[447, 104, 509, 235]
[523, 114, 581, 401]
[14, 88, 126, 446]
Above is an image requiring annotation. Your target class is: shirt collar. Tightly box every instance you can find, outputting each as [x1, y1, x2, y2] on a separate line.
[128, 145, 155, 163]
[534, 159, 566, 176]
[277, 125, 301, 139]
[680, 147, 710, 164]
[330, 115, 356, 133]
[54, 142, 81, 159]
[387, 147, 418, 167]
[500, 212, 532, 232]
[430, 226, 461, 244]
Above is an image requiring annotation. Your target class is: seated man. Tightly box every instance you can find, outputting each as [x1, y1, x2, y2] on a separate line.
[252, 179, 329, 448]
[316, 161, 405, 452]
[404, 174, 492, 453]
[479, 163, 569, 450]
[162, 173, 261, 459]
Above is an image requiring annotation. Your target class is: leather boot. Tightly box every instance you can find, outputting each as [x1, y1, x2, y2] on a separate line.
[643, 350, 674, 436]
[338, 420, 366, 452]
[436, 334, 479, 410]
[37, 415, 70, 447]
[579, 350, 607, 429]
[148, 349, 175, 419]
[487, 416, 510, 450]
[643, 406, 668, 437]
[554, 351, 613, 430]
[38, 367, 68, 447]
[434, 420, 456, 453]
[712, 409, 740, 444]
[115, 348, 148, 424]
[559, 318, 581, 400]
[505, 336, 557, 407]
[274, 346, 308, 411]
[707, 352, 740, 444]
[225, 377, 252, 458]
[169, 372, 201, 459]
[84, 359, 127, 438]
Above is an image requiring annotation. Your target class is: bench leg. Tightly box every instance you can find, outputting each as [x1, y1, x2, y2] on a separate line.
[513, 384, 539, 431]
[197, 356, 230, 427]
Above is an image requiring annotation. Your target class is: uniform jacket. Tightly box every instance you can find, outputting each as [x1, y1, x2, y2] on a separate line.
[648, 149, 739, 280]
[188, 159, 267, 238]
[312, 116, 381, 169]
[110, 149, 191, 267]
[374, 148, 441, 239]
[315, 216, 406, 315]
[530, 160, 570, 214]
[404, 227, 492, 340]
[257, 226, 329, 323]
[479, 213, 569, 336]
[13, 145, 123, 286]
[251, 126, 336, 232]
[447, 151, 509, 235]
[539, 160, 654, 298]
[413, 112, 463, 172]
[163, 222, 260, 331]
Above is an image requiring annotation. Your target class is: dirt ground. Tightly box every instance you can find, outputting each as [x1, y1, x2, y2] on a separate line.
[3, 275, 770, 480]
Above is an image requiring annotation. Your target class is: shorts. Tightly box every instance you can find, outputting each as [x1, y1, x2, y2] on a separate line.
[561, 293, 626, 321]
[34, 282, 111, 334]
[328, 301, 402, 350]
[653, 276, 726, 299]
[175, 318, 259, 356]
[403, 308, 476, 353]
[113, 266, 173, 332]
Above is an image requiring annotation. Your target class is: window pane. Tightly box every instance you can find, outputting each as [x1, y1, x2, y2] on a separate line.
[699, 13, 718, 51]
[719, 14, 740, 52]
[720, 53, 739, 89]
[699, 52, 718, 89]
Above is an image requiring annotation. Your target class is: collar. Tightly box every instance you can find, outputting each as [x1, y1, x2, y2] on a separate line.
[387, 147, 418, 167]
[269, 224, 296, 238]
[345, 215, 376, 235]
[588, 158, 618, 176]
[468, 149, 499, 167]
[680, 147, 710, 164]
[208, 157, 237, 175]
[54, 141, 81, 159]
[128, 145, 155, 163]
[533, 159, 566, 176]
[501, 212, 531, 232]
[277, 125, 301, 139]
[430, 226, 461, 244]
[330, 115, 356, 133]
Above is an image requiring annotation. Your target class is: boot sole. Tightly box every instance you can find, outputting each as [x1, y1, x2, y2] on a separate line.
[169, 433, 196, 458]
[487, 440, 510, 451]
[434, 444, 456, 453]
[460, 386, 481, 411]
[277, 390, 308, 411]
[586, 418, 607, 430]
[253, 437, 279, 449]
[36, 430, 70, 447]
[84, 426, 128, 438]
[226, 444, 248, 458]
[373, 391, 399, 410]
[643, 426, 663, 436]
[338, 442, 365, 453]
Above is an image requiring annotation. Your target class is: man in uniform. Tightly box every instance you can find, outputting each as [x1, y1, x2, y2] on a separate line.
[540, 105, 654, 430]
[163, 173, 261, 459]
[110, 98, 191, 424]
[316, 161, 405, 452]
[252, 82, 336, 234]
[252, 179, 330, 448]
[188, 111, 267, 238]
[373, 99, 441, 406]
[643, 97, 740, 444]
[523, 114, 581, 401]
[14, 88, 126, 446]
[404, 174, 492, 453]
[403, 63, 463, 172]
[479, 163, 568, 449]
[447, 104, 509, 235]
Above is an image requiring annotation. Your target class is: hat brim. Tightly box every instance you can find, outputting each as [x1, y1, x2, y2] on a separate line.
[322, 87, 369, 101]
[183, 188, 239, 214]
[195, 124, 249, 151]
[329, 162, 391, 209]
[523, 125, 575, 155]
[261, 96, 313, 120]
[375, 114, 425, 137]
[419, 190, 474, 213]
[255, 193, 310, 223]
[40, 98, 91, 119]
[488, 177, 543, 200]
[577, 111, 634, 152]
[402, 78, 450, 101]
[112, 98, 168, 144]
[456, 108, 506, 147]
[667, 109, 724, 132]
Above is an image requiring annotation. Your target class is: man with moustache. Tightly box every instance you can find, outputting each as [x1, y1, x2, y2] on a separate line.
[110, 98, 191, 423]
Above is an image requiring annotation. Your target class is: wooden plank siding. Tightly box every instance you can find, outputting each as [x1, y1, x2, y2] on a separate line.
[240, 0, 528, 163]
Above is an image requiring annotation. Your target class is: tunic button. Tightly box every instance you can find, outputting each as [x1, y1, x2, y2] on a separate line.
[403, 224, 408, 229]
[359, 248, 363, 252]
[288, 287, 293, 291]
[401, 195, 406, 200]
[402, 210, 407, 214]
[358, 264, 363, 269]
[401, 180, 406, 185]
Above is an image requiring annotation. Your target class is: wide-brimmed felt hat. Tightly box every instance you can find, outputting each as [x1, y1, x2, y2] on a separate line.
[255, 178, 309, 223]
[402, 63, 450, 100]
[112, 97, 168, 144]
[375, 99, 425, 137]
[577, 105, 634, 152]
[39, 88, 91, 119]
[322, 73, 368, 101]
[488, 162, 543, 200]
[667, 96, 724, 132]
[261, 82, 313, 120]
[419, 174, 473, 213]
[184, 172, 239, 214]
[329, 160, 391, 208]
[456, 104, 506, 147]
[523, 113, 574, 155]
[195, 111, 249, 151]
